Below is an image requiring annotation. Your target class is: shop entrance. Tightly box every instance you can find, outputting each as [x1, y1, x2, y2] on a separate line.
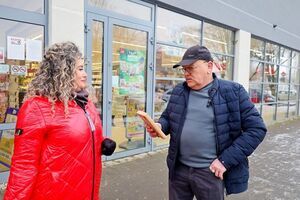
[86, 13, 154, 159]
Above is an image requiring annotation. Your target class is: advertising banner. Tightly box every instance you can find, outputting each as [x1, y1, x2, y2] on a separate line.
[119, 48, 145, 95]
[118, 48, 146, 138]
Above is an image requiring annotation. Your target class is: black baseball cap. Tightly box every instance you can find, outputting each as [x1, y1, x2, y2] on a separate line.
[173, 45, 213, 68]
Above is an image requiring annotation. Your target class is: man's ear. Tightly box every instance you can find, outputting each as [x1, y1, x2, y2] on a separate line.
[207, 61, 214, 73]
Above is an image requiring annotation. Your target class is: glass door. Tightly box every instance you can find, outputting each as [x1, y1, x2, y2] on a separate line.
[86, 14, 153, 158]
[109, 19, 152, 154]
[86, 14, 107, 130]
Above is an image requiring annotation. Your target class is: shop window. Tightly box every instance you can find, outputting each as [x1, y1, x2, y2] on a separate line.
[264, 64, 278, 84]
[0, 0, 44, 13]
[0, 19, 44, 172]
[292, 51, 300, 68]
[203, 23, 234, 55]
[290, 68, 300, 85]
[88, 0, 151, 21]
[279, 66, 290, 84]
[155, 8, 203, 147]
[249, 61, 264, 83]
[0, 19, 44, 124]
[250, 38, 264, 60]
[157, 7, 201, 47]
[211, 54, 233, 80]
[280, 48, 291, 66]
[265, 42, 279, 64]
[250, 38, 300, 122]
[156, 44, 185, 78]
[203, 22, 234, 80]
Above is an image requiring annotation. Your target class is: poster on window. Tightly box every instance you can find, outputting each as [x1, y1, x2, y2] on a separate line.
[0, 47, 4, 63]
[7, 36, 25, 60]
[0, 129, 15, 172]
[119, 48, 145, 95]
[26, 39, 42, 62]
[11, 65, 27, 76]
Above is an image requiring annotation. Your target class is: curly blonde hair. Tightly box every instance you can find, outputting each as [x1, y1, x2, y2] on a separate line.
[25, 42, 83, 114]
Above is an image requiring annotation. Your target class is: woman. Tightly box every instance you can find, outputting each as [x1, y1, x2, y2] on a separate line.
[4, 42, 115, 200]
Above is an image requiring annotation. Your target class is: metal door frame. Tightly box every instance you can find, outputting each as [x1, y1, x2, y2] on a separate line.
[85, 12, 155, 160]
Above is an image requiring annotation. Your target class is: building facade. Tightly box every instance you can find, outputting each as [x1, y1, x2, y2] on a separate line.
[0, 0, 299, 182]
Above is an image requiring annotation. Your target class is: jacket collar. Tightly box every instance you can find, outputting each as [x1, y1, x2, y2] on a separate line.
[208, 73, 219, 98]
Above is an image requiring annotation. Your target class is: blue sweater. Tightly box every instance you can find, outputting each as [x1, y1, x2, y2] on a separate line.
[158, 74, 267, 194]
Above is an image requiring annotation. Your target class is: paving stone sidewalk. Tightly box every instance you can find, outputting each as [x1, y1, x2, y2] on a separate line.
[0, 118, 299, 199]
[101, 118, 300, 200]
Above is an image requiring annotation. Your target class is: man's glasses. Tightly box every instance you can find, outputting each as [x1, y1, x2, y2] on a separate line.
[178, 65, 201, 74]
[177, 61, 210, 74]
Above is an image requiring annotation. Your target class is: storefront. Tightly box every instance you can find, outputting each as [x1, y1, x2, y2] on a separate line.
[84, 0, 236, 160]
[0, 1, 47, 182]
[249, 37, 300, 124]
[0, 0, 299, 183]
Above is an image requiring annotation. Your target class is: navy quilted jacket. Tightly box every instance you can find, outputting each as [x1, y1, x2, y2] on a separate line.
[158, 74, 267, 195]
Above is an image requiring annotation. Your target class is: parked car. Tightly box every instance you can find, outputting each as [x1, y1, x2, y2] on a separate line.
[277, 85, 297, 101]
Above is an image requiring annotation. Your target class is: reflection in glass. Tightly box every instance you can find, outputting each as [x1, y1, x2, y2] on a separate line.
[249, 84, 263, 104]
[212, 54, 233, 80]
[249, 61, 264, 83]
[89, 0, 151, 21]
[154, 79, 181, 147]
[278, 66, 290, 84]
[265, 42, 279, 63]
[156, 44, 185, 78]
[91, 21, 104, 118]
[262, 103, 276, 125]
[292, 52, 300, 68]
[280, 48, 291, 66]
[290, 68, 300, 84]
[250, 38, 264, 60]
[157, 7, 201, 47]
[288, 101, 298, 117]
[111, 25, 147, 152]
[155, 79, 182, 115]
[0, 0, 44, 13]
[203, 23, 234, 55]
[276, 102, 288, 121]
[277, 84, 293, 101]
[263, 84, 277, 103]
[264, 64, 278, 83]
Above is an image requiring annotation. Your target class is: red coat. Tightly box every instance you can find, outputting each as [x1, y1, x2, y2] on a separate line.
[4, 96, 104, 200]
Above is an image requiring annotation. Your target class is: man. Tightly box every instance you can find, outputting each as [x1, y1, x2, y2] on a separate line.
[146, 45, 267, 200]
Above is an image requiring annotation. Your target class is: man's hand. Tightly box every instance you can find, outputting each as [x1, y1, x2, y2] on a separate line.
[209, 159, 227, 180]
[145, 123, 162, 138]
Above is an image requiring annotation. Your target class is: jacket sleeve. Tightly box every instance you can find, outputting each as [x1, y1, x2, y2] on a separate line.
[4, 100, 46, 200]
[218, 85, 267, 170]
[158, 108, 170, 134]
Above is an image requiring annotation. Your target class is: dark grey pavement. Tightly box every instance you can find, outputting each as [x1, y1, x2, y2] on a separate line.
[0, 118, 299, 199]
[101, 118, 300, 200]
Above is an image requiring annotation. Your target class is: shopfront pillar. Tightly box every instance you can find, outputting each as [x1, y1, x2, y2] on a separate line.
[233, 30, 251, 91]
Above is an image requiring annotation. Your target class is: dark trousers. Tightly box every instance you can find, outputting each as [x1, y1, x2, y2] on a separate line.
[169, 163, 224, 200]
